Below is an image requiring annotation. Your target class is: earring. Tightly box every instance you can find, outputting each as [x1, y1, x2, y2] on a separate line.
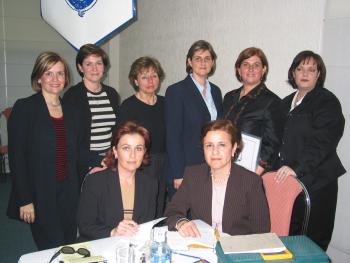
[38, 79, 41, 84]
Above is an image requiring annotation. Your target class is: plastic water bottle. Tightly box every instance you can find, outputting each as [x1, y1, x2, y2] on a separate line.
[150, 227, 171, 263]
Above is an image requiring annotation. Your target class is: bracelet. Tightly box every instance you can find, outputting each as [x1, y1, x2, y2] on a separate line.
[175, 218, 189, 230]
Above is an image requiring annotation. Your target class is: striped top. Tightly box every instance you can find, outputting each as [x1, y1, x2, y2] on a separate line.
[121, 183, 135, 220]
[51, 116, 68, 182]
[87, 90, 117, 155]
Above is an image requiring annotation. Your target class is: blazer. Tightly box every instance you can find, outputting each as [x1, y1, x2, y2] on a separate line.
[77, 168, 158, 240]
[63, 82, 120, 175]
[279, 86, 346, 192]
[165, 163, 270, 235]
[223, 83, 284, 170]
[7, 93, 83, 225]
[164, 75, 222, 183]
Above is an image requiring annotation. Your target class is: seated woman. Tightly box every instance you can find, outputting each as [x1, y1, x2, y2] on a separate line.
[165, 119, 270, 237]
[77, 121, 158, 240]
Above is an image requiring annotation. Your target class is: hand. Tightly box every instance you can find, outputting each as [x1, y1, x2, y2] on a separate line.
[255, 165, 265, 176]
[20, 203, 35, 223]
[177, 220, 200, 238]
[173, 178, 183, 189]
[275, 165, 297, 183]
[110, 219, 139, 237]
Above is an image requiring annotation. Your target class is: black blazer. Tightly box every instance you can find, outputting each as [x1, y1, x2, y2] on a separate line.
[77, 168, 158, 240]
[279, 86, 346, 192]
[7, 93, 83, 225]
[165, 163, 270, 235]
[164, 75, 222, 183]
[63, 82, 120, 175]
[223, 83, 284, 170]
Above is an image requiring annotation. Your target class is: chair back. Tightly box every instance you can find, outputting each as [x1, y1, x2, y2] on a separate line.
[262, 171, 310, 236]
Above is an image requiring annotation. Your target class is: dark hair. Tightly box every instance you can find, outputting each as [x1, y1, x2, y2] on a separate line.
[128, 56, 165, 90]
[288, 50, 326, 89]
[104, 121, 151, 169]
[76, 44, 110, 77]
[235, 47, 269, 83]
[31, 51, 71, 92]
[201, 119, 243, 161]
[186, 40, 217, 77]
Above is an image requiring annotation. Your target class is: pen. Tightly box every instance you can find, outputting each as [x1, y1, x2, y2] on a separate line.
[171, 251, 206, 261]
[214, 224, 220, 241]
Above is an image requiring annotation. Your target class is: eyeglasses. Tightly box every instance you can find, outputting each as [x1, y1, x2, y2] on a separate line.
[48, 246, 90, 263]
[241, 62, 263, 70]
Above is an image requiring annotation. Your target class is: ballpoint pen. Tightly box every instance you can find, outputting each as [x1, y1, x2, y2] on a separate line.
[214, 223, 220, 241]
[171, 251, 210, 262]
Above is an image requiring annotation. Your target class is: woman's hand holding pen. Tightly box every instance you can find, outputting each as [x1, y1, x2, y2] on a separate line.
[110, 219, 139, 237]
[177, 220, 201, 238]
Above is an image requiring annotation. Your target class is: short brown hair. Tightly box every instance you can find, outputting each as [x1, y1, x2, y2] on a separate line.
[31, 51, 71, 92]
[186, 40, 217, 77]
[288, 50, 326, 89]
[104, 121, 151, 169]
[201, 119, 243, 161]
[235, 47, 269, 83]
[128, 56, 165, 90]
[76, 44, 110, 77]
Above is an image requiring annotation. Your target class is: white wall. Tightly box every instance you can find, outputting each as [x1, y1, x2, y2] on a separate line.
[322, 0, 350, 261]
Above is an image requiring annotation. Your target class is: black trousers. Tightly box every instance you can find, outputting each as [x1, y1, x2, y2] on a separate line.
[142, 153, 167, 218]
[289, 180, 338, 251]
[30, 179, 77, 250]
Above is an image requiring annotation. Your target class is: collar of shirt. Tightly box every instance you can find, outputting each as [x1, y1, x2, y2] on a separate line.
[290, 90, 304, 111]
[190, 74, 212, 98]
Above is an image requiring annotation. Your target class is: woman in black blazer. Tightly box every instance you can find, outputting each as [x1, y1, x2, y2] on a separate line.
[7, 52, 93, 250]
[165, 40, 222, 198]
[77, 121, 158, 240]
[275, 51, 346, 251]
[223, 47, 284, 175]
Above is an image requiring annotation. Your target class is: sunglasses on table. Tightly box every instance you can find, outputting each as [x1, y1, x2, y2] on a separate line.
[48, 246, 90, 263]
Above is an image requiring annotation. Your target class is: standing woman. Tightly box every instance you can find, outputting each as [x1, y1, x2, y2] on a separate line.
[118, 56, 166, 217]
[223, 47, 283, 175]
[63, 44, 119, 176]
[165, 40, 223, 197]
[275, 51, 345, 251]
[7, 52, 84, 250]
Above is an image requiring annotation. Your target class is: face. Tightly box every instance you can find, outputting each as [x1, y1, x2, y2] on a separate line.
[134, 67, 160, 95]
[78, 54, 104, 84]
[237, 55, 267, 86]
[188, 49, 214, 79]
[293, 58, 320, 92]
[113, 133, 146, 174]
[38, 61, 66, 96]
[203, 130, 237, 173]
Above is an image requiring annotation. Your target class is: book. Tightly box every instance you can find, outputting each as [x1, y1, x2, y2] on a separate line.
[65, 256, 107, 263]
[220, 232, 286, 254]
[131, 217, 166, 241]
[260, 249, 293, 260]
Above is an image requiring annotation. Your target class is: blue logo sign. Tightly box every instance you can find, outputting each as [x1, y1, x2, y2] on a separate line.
[65, 0, 97, 17]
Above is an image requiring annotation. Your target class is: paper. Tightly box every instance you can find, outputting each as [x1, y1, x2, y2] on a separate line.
[132, 217, 166, 241]
[220, 232, 286, 254]
[235, 132, 261, 172]
[167, 220, 216, 250]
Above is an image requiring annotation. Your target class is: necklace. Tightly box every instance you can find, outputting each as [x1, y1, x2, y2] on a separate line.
[136, 92, 157, 105]
[211, 170, 230, 185]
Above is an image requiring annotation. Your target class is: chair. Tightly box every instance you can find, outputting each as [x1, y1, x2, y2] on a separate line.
[262, 171, 311, 236]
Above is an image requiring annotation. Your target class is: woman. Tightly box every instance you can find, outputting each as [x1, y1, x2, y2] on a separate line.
[165, 120, 270, 236]
[275, 51, 345, 251]
[118, 56, 166, 217]
[165, 40, 223, 197]
[63, 44, 119, 176]
[7, 52, 87, 250]
[77, 121, 158, 240]
[223, 47, 283, 175]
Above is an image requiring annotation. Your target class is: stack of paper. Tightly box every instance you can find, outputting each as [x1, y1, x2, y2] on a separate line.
[220, 233, 286, 254]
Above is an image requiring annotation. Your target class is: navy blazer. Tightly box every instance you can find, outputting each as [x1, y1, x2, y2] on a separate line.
[164, 75, 222, 183]
[77, 168, 158, 240]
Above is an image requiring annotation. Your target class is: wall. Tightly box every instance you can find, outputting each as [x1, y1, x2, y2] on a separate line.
[323, 0, 350, 261]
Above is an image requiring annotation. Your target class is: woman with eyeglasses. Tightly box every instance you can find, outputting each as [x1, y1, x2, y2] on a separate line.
[275, 51, 345, 251]
[223, 47, 284, 175]
[7, 52, 92, 250]
[118, 57, 166, 217]
[165, 40, 223, 198]
[63, 44, 119, 177]
[77, 121, 158, 240]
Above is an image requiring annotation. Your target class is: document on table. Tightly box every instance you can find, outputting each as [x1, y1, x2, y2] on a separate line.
[235, 132, 261, 172]
[220, 232, 286, 254]
[132, 217, 166, 241]
[167, 219, 216, 250]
